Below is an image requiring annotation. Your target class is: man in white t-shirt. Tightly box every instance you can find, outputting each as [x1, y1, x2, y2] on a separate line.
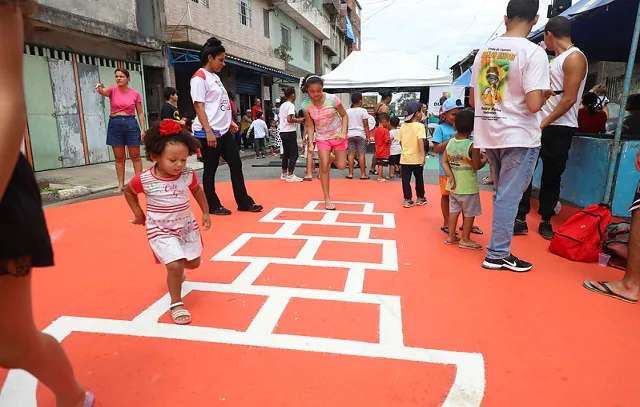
[346, 92, 372, 179]
[516, 16, 587, 240]
[278, 87, 305, 182]
[470, 0, 550, 272]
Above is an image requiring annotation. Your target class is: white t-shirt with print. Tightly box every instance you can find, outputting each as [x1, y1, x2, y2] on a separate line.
[471, 37, 550, 149]
[279, 101, 297, 133]
[346, 107, 369, 139]
[389, 128, 402, 155]
[190, 69, 232, 134]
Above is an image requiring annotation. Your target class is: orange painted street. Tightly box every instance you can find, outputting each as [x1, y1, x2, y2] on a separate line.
[1, 179, 639, 407]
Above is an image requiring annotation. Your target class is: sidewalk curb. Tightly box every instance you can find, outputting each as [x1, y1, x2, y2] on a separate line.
[41, 152, 256, 205]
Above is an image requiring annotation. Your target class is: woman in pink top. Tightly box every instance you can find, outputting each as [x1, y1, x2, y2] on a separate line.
[95, 68, 146, 194]
[300, 74, 348, 210]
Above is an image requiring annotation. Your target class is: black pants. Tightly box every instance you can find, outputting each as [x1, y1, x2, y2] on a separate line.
[517, 125, 575, 222]
[234, 128, 242, 149]
[280, 131, 299, 173]
[200, 132, 255, 211]
[254, 137, 265, 156]
[401, 164, 425, 200]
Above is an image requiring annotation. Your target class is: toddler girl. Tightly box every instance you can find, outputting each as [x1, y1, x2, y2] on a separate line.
[124, 119, 211, 325]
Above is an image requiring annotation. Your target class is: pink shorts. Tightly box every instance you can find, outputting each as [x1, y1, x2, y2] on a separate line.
[316, 137, 348, 151]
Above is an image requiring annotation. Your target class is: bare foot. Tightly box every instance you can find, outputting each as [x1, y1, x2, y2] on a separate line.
[444, 236, 460, 245]
[459, 238, 483, 251]
[114, 186, 124, 194]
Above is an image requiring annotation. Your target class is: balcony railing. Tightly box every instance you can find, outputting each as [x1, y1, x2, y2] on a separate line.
[274, 0, 331, 40]
[322, 0, 339, 15]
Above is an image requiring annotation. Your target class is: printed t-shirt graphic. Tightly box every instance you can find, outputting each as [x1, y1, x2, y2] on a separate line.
[445, 138, 479, 195]
[432, 123, 455, 176]
[301, 94, 343, 140]
[190, 68, 232, 138]
[471, 37, 550, 149]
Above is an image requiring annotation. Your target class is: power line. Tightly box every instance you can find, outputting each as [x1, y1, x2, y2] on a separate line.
[361, 0, 399, 23]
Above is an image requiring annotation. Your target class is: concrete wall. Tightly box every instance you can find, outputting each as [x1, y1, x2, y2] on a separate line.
[165, 0, 282, 69]
[270, 10, 317, 74]
[588, 61, 640, 104]
[40, 0, 138, 31]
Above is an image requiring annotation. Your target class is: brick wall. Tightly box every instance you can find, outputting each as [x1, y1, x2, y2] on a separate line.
[165, 0, 285, 70]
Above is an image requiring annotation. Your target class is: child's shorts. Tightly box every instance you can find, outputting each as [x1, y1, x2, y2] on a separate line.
[389, 154, 401, 165]
[439, 175, 450, 196]
[316, 137, 348, 151]
[376, 157, 390, 166]
[449, 192, 482, 217]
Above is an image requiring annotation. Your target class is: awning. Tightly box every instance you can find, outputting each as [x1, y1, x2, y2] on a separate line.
[452, 68, 472, 87]
[528, 0, 638, 62]
[168, 47, 300, 82]
[322, 50, 452, 92]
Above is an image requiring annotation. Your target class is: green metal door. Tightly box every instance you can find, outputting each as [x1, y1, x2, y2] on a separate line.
[23, 52, 61, 171]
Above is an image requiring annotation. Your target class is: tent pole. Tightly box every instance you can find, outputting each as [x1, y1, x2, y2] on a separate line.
[604, 1, 640, 204]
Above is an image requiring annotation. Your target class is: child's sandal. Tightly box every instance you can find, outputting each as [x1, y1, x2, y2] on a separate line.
[170, 302, 191, 325]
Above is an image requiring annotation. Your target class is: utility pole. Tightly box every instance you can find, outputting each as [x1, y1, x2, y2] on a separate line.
[436, 55, 439, 70]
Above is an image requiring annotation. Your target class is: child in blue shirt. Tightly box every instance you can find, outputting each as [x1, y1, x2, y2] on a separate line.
[432, 98, 463, 234]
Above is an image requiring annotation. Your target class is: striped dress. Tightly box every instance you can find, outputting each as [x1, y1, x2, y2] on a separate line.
[129, 166, 202, 264]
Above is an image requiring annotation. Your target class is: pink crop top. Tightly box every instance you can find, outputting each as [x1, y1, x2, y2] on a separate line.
[108, 86, 142, 116]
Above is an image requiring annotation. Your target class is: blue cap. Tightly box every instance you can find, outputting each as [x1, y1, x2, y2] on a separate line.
[442, 97, 464, 113]
[404, 101, 422, 117]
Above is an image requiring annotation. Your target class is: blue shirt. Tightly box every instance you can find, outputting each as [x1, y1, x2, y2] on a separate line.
[432, 123, 456, 176]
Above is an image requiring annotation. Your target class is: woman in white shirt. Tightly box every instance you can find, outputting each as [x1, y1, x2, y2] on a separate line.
[278, 87, 305, 182]
[191, 37, 263, 215]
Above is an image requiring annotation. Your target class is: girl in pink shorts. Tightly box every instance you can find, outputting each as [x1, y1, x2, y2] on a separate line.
[300, 74, 349, 210]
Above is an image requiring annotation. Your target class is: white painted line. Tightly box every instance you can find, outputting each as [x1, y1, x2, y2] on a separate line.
[210, 233, 252, 261]
[246, 295, 290, 335]
[258, 207, 283, 223]
[273, 222, 301, 237]
[212, 256, 396, 271]
[0, 316, 485, 407]
[320, 210, 340, 224]
[344, 267, 365, 293]
[231, 261, 269, 287]
[379, 296, 404, 347]
[358, 225, 371, 240]
[188, 282, 394, 305]
[302, 201, 319, 211]
[382, 213, 396, 228]
[295, 238, 322, 262]
[362, 203, 375, 213]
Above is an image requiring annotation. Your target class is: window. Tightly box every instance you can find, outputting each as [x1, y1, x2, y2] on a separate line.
[191, 0, 208, 6]
[263, 9, 270, 38]
[281, 25, 291, 49]
[303, 36, 311, 61]
[238, 0, 252, 27]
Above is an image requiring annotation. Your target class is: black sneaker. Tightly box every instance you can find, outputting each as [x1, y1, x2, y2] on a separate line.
[238, 204, 263, 213]
[538, 221, 554, 240]
[514, 219, 529, 235]
[211, 206, 232, 216]
[482, 254, 533, 272]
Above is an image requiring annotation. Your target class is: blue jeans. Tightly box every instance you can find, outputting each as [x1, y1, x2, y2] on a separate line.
[485, 147, 540, 260]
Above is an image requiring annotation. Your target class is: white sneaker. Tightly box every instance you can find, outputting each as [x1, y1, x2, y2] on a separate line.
[286, 174, 304, 183]
[280, 173, 287, 180]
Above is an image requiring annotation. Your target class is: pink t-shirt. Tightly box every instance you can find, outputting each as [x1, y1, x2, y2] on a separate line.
[301, 93, 343, 141]
[108, 86, 142, 116]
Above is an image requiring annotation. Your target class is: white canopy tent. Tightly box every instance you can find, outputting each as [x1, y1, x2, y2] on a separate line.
[322, 50, 452, 92]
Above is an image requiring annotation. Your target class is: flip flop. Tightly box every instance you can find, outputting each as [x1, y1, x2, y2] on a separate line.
[84, 392, 95, 407]
[346, 175, 353, 179]
[170, 302, 192, 325]
[303, 177, 313, 181]
[582, 281, 638, 304]
[482, 176, 494, 185]
[459, 242, 483, 251]
[441, 226, 449, 234]
[360, 176, 370, 180]
[460, 225, 484, 235]
[444, 238, 460, 245]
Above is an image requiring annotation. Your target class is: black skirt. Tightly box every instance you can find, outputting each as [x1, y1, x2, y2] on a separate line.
[0, 154, 54, 274]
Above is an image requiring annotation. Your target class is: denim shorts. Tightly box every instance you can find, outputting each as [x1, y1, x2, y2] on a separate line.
[107, 116, 141, 146]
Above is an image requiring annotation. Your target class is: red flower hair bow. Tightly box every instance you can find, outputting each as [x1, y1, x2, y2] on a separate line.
[159, 119, 182, 136]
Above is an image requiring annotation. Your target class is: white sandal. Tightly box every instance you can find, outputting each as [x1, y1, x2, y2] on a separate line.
[169, 302, 191, 325]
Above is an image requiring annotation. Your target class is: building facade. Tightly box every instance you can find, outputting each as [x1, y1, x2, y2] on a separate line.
[23, 0, 167, 171]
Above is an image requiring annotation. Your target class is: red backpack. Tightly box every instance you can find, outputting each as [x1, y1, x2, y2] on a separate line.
[549, 204, 612, 262]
